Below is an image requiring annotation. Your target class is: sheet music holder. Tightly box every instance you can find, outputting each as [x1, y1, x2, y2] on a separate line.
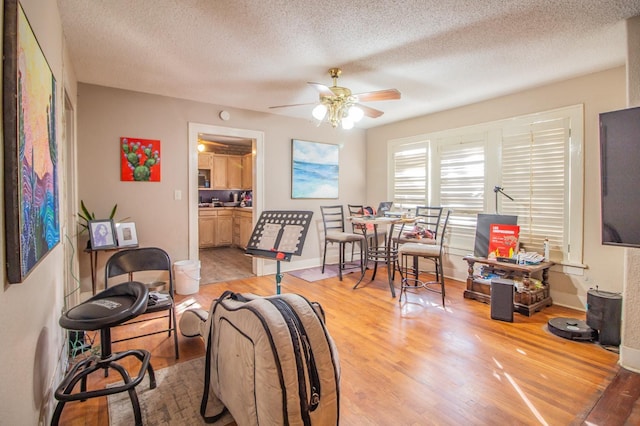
[245, 210, 313, 293]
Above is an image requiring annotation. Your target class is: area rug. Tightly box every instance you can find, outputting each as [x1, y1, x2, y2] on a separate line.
[287, 262, 360, 282]
[107, 357, 235, 425]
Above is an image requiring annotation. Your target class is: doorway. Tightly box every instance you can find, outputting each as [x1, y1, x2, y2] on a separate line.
[187, 123, 265, 282]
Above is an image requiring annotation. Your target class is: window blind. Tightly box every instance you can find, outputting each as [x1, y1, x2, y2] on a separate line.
[392, 145, 427, 209]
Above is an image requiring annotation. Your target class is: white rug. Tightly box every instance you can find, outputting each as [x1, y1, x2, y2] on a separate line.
[108, 357, 234, 425]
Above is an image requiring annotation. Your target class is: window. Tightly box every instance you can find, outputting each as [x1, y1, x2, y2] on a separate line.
[388, 105, 584, 265]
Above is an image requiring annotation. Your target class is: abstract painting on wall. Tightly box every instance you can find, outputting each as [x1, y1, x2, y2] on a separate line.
[291, 139, 339, 199]
[120, 137, 161, 181]
[3, 0, 60, 283]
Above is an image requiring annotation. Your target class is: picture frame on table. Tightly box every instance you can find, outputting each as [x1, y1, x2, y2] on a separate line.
[89, 219, 117, 250]
[116, 222, 138, 247]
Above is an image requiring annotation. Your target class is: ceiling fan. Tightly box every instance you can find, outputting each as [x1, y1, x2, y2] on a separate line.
[269, 68, 401, 129]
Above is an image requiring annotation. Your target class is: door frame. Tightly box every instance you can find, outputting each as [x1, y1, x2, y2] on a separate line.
[187, 122, 265, 276]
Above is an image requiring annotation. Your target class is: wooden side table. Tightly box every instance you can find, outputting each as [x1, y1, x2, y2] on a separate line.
[462, 255, 553, 316]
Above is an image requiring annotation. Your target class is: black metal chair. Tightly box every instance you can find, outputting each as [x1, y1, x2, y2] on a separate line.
[320, 205, 366, 280]
[397, 210, 451, 306]
[51, 281, 156, 426]
[104, 247, 179, 359]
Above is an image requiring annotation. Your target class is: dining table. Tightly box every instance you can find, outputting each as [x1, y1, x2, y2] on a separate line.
[350, 215, 415, 297]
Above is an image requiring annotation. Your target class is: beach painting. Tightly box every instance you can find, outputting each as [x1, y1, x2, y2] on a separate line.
[291, 140, 339, 199]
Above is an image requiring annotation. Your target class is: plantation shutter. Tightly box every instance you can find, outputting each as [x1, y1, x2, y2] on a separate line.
[438, 137, 486, 250]
[392, 145, 427, 209]
[500, 118, 568, 256]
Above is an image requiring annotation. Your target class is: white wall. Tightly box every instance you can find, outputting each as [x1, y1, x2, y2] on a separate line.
[76, 84, 368, 292]
[0, 0, 77, 424]
[366, 67, 628, 311]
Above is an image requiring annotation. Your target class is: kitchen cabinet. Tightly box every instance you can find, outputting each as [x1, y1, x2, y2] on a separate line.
[216, 210, 233, 246]
[198, 209, 217, 248]
[227, 156, 243, 189]
[211, 154, 243, 189]
[211, 155, 228, 189]
[233, 209, 253, 249]
[198, 152, 213, 169]
[242, 154, 252, 189]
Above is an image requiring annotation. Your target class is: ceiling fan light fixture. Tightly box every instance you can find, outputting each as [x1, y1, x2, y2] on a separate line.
[348, 105, 364, 122]
[341, 117, 354, 129]
[312, 103, 328, 121]
[197, 143, 205, 152]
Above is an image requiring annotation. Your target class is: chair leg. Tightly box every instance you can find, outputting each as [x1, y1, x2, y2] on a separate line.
[338, 243, 344, 281]
[322, 241, 329, 273]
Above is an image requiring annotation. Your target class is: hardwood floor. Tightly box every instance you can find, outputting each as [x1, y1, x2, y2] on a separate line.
[58, 267, 637, 425]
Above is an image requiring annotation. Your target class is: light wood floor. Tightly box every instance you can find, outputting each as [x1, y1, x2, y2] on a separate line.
[58, 267, 638, 425]
[199, 247, 254, 284]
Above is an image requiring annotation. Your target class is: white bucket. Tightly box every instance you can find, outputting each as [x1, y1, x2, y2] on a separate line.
[174, 260, 201, 295]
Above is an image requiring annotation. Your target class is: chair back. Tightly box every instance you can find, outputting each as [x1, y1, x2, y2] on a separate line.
[415, 206, 444, 239]
[437, 210, 452, 256]
[321, 205, 346, 234]
[347, 204, 365, 232]
[105, 247, 174, 295]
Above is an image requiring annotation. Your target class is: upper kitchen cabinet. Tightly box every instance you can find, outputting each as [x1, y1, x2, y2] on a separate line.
[198, 152, 213, 169]
[242, 153, 252, 190]
[212, 154, 243, 189]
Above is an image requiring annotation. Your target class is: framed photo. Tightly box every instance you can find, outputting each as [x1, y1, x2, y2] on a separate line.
[3, 0, 60, 283]
[116, 222, 138, 247]
[89, 220, 117, 250]
[291, 139, 339, 199]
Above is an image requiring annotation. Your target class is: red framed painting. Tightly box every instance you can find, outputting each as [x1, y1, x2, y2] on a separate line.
[120, 137, 161, 181]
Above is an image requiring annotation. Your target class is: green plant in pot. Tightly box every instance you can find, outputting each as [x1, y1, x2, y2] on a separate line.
[78, 200, 118, 248]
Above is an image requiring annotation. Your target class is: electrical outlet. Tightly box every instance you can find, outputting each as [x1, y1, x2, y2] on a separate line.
[174, 190, 182, 200]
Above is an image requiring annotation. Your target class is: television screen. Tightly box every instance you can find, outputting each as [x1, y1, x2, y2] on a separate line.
[599, 106, 640, 248]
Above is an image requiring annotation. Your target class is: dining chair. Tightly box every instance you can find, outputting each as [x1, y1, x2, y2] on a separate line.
[321, 205, 366, 280]
[104, 246, 180, 359]
[347, 204, 385, 252]
[397, 210, 451, 306]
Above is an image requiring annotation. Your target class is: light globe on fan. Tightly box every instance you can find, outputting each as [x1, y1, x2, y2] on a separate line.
[270, 68, 401, 129]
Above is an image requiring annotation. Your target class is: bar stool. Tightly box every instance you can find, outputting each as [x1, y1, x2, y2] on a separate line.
[397, 210, 450, 305]
[51, 281, 156, 426]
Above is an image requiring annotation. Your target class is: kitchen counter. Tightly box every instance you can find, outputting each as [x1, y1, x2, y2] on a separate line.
[198, 205, 252, 210]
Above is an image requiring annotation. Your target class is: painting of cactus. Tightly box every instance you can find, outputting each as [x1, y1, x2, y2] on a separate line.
[120, 137, 161, 181]
[3, 0, 60, 283]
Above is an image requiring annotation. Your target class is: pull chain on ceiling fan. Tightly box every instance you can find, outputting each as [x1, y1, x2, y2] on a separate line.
[269, 68, 401, 129]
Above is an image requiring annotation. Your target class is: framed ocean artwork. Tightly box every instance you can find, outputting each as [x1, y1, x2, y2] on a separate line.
[3, 0, 60, 283]
[291, 139, 339, 199]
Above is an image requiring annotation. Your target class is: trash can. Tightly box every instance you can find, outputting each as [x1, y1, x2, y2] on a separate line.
[173, 260, 201, 295]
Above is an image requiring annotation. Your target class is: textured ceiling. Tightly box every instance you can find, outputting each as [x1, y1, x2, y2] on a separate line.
[57, 0, 640, 129]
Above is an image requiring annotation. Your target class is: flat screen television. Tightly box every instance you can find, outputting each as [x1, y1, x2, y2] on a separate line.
[599, 105, 640, 248]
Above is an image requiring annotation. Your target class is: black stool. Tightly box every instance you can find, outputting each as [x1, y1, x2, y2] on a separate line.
[51, 281, 156, 426]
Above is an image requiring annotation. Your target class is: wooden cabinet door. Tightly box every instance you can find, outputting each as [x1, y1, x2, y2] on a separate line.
[239, 213, 253, 249]
[227, 156, 243, 189]
[212, 155, 228, 189]
[198, 213, 216, 248]
[216, 212, 233, 246]
[198, 152, 213, 169]
[242, 154, 252, 189]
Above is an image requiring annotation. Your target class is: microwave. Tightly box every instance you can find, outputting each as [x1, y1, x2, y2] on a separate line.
[198, 175, 206, 187]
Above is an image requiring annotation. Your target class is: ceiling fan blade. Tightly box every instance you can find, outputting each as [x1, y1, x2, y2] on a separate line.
[353, 89, 401, 103]
[307, 82, 335, 97]
[357, 104, 385, 119]
[268, 102, 317, 109]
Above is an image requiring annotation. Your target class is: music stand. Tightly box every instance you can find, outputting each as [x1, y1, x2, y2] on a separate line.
[245, 210, 313, 294]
